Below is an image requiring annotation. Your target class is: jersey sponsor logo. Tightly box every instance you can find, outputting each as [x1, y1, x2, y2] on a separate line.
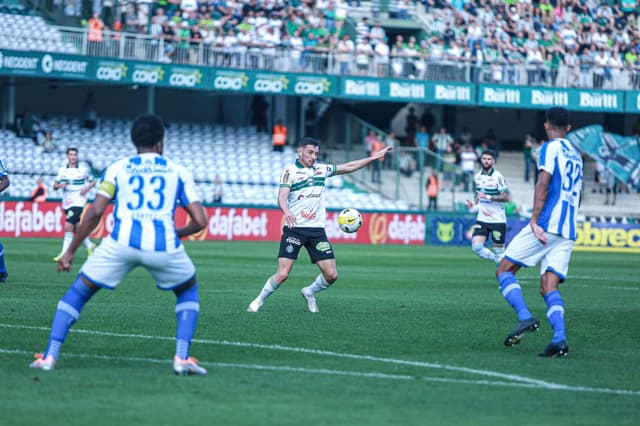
[281, 170, 290, 184]
[300, 209, 316, 220]
[315, 241, 331, 252]
[285, 236, 301, 246]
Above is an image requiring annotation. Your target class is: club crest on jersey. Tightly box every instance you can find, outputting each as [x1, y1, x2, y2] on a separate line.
[315, 242, 331, 252]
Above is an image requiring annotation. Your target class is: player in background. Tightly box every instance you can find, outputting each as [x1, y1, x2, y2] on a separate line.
[465, 150, 509, 265]
[30, 114, 209, 375]
[496, 107, 582, 357]
[53, 147, 97, 261]
[247, 137, 392, 313]
[0, 159, 10, 282]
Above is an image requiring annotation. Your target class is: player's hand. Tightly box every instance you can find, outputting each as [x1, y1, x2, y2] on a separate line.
[530, 222, 547, 245]
[284, 212, 297, 228]
[57, 252, 75, 272]
[477, 191, 488, 200]
[465, 199, 473, 209]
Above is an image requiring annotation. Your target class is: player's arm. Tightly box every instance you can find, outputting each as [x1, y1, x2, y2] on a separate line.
[529, 170, 551, 244]
[57, 193, 111, 272]
[0, 174, 9, 193]
[278, 186, 295, 228]
[334, 146, 393, 175]
[176, 201, 207, 238]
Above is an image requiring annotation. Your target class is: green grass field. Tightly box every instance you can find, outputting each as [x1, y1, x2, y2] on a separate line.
[1, 238, 638, 425]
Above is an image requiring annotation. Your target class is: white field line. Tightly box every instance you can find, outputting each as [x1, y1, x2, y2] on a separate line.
[2, 323, 640, 396]
[3, 347, 639, 396]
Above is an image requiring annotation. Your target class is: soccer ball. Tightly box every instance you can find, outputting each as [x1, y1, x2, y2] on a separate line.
[337, 208, 363, 233]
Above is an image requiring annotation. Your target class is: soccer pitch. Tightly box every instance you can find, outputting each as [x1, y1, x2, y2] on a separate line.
[1, 238, 638, 425]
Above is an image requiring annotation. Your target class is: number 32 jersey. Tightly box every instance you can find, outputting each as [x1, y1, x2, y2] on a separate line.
[97, 152, 201, 252]
[537, 138, 583, 240]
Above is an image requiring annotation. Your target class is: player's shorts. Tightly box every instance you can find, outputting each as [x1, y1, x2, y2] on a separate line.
[471, 221, 507, 245]
[278, 227, 335, 263]
[64, 206, 84, 225]
[79, 237, 196, 290]
[504, 225, 574, 281]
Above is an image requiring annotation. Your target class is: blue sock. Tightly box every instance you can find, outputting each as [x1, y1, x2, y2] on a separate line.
[45, 277, 98, 360]
[174, 282, 200, 360]
[544, 290, 566, 343]
[498, 272, 532, 321]
[0, 241, 7, 274]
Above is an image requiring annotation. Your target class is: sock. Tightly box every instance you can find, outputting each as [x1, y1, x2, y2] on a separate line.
[494, 247, 505, 262]
[304, 274, 330, 295]
[472, 243, 496, 261]
[544, 290, 566, 343]
[60, 232, 73, 254]
[0, 241, 6, 274]
[174, 283, 200, 360]
[256, 275, 279, 303]
[45, 277, 98, 360]
[498, 272, 532, 321]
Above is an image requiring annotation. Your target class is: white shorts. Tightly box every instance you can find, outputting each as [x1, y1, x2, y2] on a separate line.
[505, 225, 574, 281]
[80, 237, 196, 290]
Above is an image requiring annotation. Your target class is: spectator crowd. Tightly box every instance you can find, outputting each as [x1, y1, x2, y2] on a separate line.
[71, 0, 640, 88]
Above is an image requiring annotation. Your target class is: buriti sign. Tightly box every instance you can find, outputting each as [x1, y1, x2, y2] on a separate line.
[478, 84, 624, 112]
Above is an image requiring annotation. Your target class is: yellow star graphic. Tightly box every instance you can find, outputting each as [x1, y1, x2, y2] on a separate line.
[120, 63, 128, 77]
[322, 79, 331, 92]
[241, 73, 249, 88]
[280, 76, 289, 90]
[157, 67, 165, 81]
[194, 70, 202, 84]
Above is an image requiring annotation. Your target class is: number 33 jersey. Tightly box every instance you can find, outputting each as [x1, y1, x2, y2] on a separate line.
[97, 153, 201, 252]
[537, 138, 583, 240]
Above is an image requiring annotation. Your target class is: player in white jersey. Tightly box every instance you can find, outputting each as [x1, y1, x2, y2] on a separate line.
[247, 137, 393, 313]
[30, 115, 209, 375]
[0, 159, 10, 282]
[496, 107, 582, 358]
[52, 148, 97, 262]
[465, 150, 509, 264]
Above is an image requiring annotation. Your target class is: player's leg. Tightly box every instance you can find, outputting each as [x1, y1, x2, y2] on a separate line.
[248, 228, 302, 312]
[55, 208, 81, 261]
[492, 223, 507, 265]
[300, 230, 337, 313]
[148, 247, 206, 374]
[247, 257, 295, 312]
[471, 222, 497, 262]
[0, 241, 7, 282]
[538, 237, 572, 357]
[30, 276, 100, 370]
[496, 226, 547, 346]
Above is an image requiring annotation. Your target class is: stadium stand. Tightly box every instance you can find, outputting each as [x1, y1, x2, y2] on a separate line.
[0, 116, 411, 211]
[3, 0, 640, 88]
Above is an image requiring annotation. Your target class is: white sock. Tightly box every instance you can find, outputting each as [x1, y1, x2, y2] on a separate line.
[494, 247, 505, 261]
[61, 232, 73, 254]
[304, 274, 330, 295]
[84, 238, 93, 248]
[472, 243, 496, 261]
[257, 276, 278, 303]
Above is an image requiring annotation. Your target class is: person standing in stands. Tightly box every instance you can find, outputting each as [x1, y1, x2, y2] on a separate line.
[272, 119, 287, 152]
[30, 177, 47, 202]
[426, 168, 439, 211]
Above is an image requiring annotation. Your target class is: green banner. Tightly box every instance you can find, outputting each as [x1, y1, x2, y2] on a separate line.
[0, 49, 90, 80]
[479, 84, 624, 112]
[341, 78, 474, 104]
[625, 91, 640, 113]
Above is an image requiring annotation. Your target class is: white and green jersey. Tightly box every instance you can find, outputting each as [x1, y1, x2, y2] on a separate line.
[55, 162, 94, 209]
[473, 168, 509, 224]
[280, 160, 336, 228]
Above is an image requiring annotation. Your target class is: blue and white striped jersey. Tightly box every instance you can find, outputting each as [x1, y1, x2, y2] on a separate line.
[537, 138, 583, 240]
[97, 152, 201, 252]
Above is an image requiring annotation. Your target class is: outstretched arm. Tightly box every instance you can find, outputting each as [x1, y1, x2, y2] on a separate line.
[334, 146, 393, 175]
